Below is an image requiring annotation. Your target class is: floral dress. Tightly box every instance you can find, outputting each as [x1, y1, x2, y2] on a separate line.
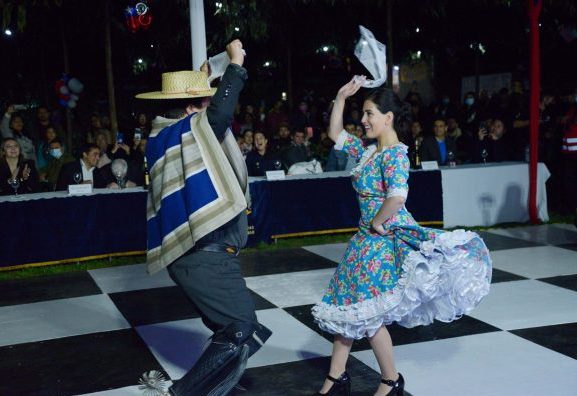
[312, 131, 492, 339]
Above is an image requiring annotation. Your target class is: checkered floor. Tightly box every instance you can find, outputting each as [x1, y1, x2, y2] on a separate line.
[1, 224, 577, 396]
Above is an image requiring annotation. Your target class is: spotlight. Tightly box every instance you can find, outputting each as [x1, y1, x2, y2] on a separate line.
[4, 29, 12, 36]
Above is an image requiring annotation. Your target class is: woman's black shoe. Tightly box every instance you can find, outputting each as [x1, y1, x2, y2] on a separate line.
[315, 372, 351, 396]
[381, 372, 405, 396]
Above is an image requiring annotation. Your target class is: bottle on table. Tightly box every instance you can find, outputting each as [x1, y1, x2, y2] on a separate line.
[143, 157, 150, 190]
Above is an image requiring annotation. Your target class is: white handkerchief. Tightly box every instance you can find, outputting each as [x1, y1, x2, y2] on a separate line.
[354, 25, 387, 88]
[207, 50, 247, 83]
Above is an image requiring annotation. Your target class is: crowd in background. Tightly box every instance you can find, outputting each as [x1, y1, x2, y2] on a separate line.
[1, 83, 576, 219]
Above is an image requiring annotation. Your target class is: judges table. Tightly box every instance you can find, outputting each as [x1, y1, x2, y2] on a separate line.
[0, 162, 549, 269]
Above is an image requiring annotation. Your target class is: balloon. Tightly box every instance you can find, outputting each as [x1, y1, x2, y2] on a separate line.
[60, 85, 70, 95]
[68, 78, 84, 94]
[67, 99, 77, 109]
[70, 94, 79, 101]
[59, 98, 69, 107]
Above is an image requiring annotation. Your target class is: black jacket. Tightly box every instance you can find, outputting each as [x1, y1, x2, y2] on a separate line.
[55, 160, 107, 191]
[420, 136, 457, 165]
[0, 158, 39, 195]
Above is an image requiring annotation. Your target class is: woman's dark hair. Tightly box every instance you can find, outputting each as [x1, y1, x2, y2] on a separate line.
[365, 87, 412, 144]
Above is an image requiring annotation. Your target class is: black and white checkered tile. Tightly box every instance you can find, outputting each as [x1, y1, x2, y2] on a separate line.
[1, 224, 576, 396]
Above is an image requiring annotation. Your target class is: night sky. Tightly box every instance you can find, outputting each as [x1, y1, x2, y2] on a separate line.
[1, 0, 576, 122]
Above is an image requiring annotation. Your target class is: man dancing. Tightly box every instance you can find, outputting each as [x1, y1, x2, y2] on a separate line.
[136, 40, 271, 396]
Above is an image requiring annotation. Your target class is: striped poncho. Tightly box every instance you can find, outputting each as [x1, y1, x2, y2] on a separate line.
[145, 111, 248, 274]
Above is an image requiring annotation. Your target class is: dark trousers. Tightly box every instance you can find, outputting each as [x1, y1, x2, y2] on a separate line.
[167, 250, 257, 333]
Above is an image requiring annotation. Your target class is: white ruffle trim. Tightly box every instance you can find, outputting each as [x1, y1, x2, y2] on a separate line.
[311, 229, 492, 339]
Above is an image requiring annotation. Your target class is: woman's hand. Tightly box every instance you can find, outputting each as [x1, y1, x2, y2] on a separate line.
[200, 60, 211, 78]
[21, 163, 31, 181]
[371, 220, 386, 235]
[336, 75, 366, 101]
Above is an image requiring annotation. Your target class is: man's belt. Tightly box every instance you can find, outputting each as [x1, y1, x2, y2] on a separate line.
[194, 242, 240, 256]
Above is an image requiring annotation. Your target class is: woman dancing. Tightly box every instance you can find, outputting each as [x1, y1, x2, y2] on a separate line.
[312, 76, 492, 396]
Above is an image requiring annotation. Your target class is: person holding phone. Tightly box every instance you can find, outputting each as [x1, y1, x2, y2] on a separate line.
[472, 117, 512, 163]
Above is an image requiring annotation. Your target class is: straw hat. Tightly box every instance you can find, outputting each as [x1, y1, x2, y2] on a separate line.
[135, 70, 217, 100]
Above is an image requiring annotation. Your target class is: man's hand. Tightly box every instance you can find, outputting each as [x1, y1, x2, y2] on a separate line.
[226, 39, 244, 67]
[200, 60, 211, 77]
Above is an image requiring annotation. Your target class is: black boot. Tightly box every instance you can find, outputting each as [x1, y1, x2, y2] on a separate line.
[168, 322, 272, 396]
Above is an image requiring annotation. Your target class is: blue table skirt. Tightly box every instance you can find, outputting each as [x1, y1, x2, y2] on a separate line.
[0, 171, 442, 269]
[0, 192, 147, 269]
[247, 170, 442, 244]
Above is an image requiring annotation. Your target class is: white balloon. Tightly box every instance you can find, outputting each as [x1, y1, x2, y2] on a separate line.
[68, 78, 84, 94]
[70, 94, 79, 101]
[67, 99, 77, 108]
[60, 86, 69, 95]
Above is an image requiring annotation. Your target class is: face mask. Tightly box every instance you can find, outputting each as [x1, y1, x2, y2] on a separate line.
[465, 98, 475, 106]
[50, 148, 63, 159]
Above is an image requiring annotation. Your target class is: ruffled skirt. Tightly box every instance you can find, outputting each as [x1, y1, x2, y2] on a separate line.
[312, 227, 492, 339]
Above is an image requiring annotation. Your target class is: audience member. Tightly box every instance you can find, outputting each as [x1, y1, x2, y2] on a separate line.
[281, 129, 311, 170]
[86, 114, 112, 145]
[0, 137, 39, 195]
[271, 123, 292, 153]
[420, 118, 456, 165]
[39, 137, 75, 191]
[240, 129, 254, 157]
[266, 100, 289, 138]
[245, 131, 282, 176]
[1, 105, 37, 163]
[56, 143, 107, 190]
[472, 118, 513, 163]
[36, 126, 58, 170]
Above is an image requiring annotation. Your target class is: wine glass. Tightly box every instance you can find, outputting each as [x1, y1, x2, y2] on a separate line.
[73, 172, 82, 184]
[481, 149, 488, 165]
[8, 178, 20, 198]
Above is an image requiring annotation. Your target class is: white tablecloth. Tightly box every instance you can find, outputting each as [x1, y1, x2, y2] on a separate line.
[441, 162, 550, 227]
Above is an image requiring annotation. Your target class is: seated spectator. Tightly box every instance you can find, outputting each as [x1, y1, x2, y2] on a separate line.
[134, 112, 151, 138]
[472, 118, 513, 163]
[271, 123, 292, 153]
[30, 106, 63, 145]
[266, 100, 289, 138]
[39, 137, 75, 191]
[36, 126, 58, 170]
[102, 158, 138, 189]
[245, 132, 282, 176]
[240, 129, 254, 157]
[281, 129, 312, 170]
[0, 138, 39, 195]
[447, 117, 471, 162]
[56, 143, 107, 190]
[420, 118, 457, 166]
[86, 114, 112, 145]
[94, 131, 113, 168]
[1, 105, 36, 164]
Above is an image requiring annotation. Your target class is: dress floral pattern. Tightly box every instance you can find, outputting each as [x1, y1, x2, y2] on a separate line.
[312, 131, 492, 339]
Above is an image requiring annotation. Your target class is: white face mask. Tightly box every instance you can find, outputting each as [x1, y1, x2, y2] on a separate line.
[50, 148, 63, 159]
